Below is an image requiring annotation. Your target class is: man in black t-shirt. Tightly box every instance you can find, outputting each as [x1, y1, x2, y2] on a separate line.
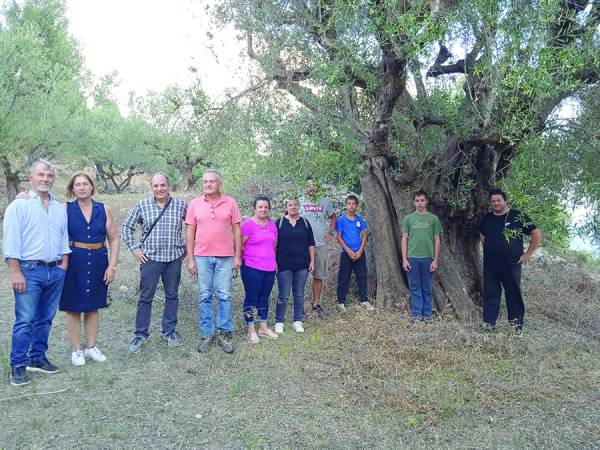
[478, 189, 541, 333]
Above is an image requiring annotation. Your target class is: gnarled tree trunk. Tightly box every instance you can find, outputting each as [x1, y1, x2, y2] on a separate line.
[178, 164, 198, 191]
[1, 155, 21, 200]
[360, 152, 482, 319]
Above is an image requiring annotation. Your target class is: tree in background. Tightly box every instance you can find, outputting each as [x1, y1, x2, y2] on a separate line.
[129, 81, 270, 192]
[0, 1, 158, 199]
[77, 78, 165, 194]
[129, 84, 213, 191]
[0, 0, 85, 198]
[218, 0, 600, 316]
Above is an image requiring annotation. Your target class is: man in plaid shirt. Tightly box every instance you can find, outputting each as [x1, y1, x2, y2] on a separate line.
[122, 173, 187, 353]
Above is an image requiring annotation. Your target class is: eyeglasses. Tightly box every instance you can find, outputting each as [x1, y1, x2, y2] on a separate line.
[210, 207, 215, 219]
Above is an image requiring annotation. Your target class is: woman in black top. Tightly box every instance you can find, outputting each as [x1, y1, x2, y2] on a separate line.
[274, 199, 315, 334]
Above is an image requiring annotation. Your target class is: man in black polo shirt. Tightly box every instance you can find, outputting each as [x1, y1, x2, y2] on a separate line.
[478, 189, 541, 334]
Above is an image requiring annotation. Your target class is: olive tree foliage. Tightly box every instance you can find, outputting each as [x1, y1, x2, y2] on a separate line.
[129, 82, 269, 192]
[0, 0, 85, 199]
[128, 84, 215, 191]
[252, 90, 363, 189]
[76, 78, 166, 194]
[507, 86, 600, 247]
[217, 0, 600, 316]
[569, 87, 600, 241]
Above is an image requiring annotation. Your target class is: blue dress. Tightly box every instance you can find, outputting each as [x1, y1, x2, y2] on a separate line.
[59, 200, 109, 312]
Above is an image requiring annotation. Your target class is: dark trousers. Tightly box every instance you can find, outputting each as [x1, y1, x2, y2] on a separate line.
[135, 258, 182, 337]
[241, 264, 276, 324]
[483, 264, 524, 328]
[336, 252, 368, 304]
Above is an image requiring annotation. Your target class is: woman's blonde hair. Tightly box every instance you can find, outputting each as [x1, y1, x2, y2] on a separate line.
[66, 171, 96, 199]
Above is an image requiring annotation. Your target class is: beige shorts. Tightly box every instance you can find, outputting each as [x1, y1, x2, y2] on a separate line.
[313, 245, 328, 280]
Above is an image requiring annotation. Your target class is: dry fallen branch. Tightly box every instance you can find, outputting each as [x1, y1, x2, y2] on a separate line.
[0, 388, 70, 402]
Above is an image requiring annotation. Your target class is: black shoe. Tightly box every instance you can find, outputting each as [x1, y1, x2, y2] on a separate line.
[312, 304, 327, 318]
[10, 366, 30, 386]
[197, 336, 213, 353]
[217, 331, 234, 354]
[26, 358, 59, 374]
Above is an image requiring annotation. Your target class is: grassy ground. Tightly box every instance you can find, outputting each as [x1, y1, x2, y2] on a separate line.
[0, 193, 599, 449]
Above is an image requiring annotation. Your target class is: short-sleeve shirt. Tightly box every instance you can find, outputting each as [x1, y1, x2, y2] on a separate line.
[275, 216, 315, 271]
[336, 214, 367, 253]
[478, 209, 536, 268]
[299, 196, 334, 247]
[402, 212, 443, 259]
[185, 195, 242, 257]
[241, 219, 277, 271]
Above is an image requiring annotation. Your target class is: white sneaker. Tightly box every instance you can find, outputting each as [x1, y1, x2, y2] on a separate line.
[337, 303, 346, 312]
[360, 301, 375, 311]
[274, 322, 284, 334]
[84, 346, 107, 363]
[71, 350, 85, 367]
[292, 321, 304, 333]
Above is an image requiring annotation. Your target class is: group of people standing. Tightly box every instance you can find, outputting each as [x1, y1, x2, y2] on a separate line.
[400, 189, 541, 332]
[3, 159, 541, 387]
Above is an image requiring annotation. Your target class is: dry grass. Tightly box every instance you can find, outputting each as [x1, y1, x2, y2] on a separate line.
[0, 193, 599, 449]
[524, 249, 600, 339]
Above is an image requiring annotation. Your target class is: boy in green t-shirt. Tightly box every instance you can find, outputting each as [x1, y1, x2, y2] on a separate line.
[401, 191, 443, 322]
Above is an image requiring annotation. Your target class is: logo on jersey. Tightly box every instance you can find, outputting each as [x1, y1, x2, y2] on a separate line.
[303, 204, 324, 213]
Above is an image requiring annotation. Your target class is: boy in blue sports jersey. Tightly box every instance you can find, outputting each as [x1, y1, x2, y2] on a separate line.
[335, 195, 375, 311]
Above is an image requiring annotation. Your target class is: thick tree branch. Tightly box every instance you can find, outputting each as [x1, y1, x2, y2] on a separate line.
[246, 29, 316, 102]
[410, 59, 427, 102]
[341, 84, 370, 139]
[427, 40, 483, 77]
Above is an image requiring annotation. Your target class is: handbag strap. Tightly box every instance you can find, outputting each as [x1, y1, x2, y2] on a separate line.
[141, 196, 172, 245]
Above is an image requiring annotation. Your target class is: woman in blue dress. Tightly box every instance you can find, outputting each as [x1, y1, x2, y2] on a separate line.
[60, 172, 120, 366]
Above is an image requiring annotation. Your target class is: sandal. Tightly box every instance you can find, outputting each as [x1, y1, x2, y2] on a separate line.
[257, 328, 279, 340]
[248, 332, 260, 344]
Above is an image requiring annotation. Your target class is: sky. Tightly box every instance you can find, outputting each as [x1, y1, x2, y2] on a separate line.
[65, 0, 249, 113]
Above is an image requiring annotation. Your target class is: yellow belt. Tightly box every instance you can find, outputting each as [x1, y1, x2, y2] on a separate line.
[69, 241, 105, 250]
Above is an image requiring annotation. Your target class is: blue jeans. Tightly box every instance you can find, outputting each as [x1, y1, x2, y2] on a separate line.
[407, 257, 433, 319]
[241, 264, 275, 324]
[11, 262, 66, 367]
[195, 256, 233, 337]
[135, 258, 182, 337]
[276, 269, 309, 323]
